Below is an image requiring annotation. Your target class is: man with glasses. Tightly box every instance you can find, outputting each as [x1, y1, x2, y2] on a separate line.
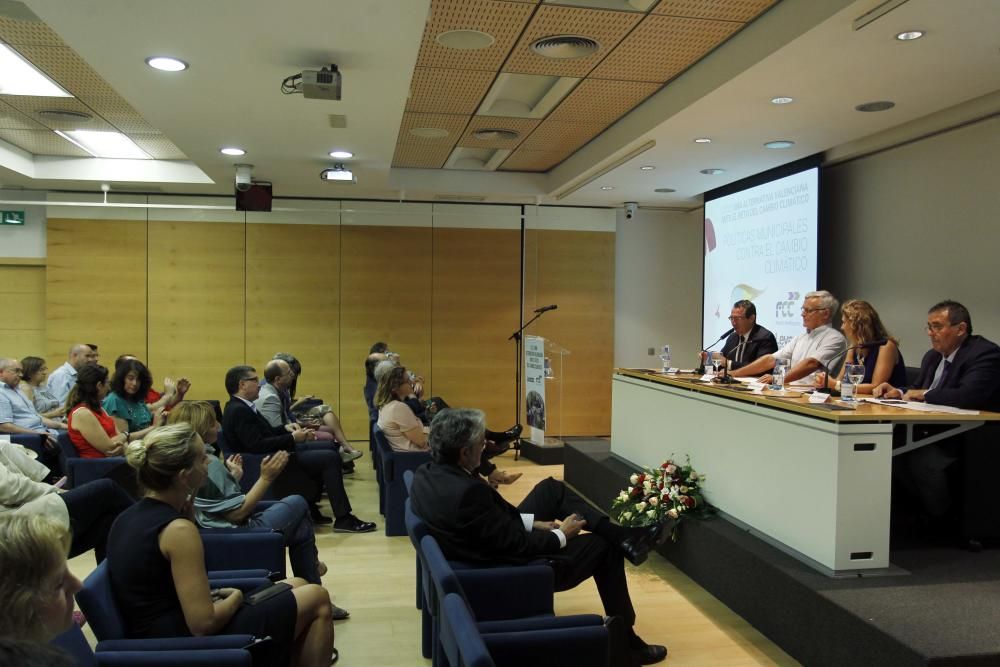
[730, 290, 847, 385]
[222, 365, 376, 533]
[0, 358, 66, 477]
[717, 300, 778, 371]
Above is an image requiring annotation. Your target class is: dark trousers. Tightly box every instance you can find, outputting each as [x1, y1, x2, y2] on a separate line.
[272, 442, 352, 519]
[62, 478, 134, 562]
[516, 477, 636, 626]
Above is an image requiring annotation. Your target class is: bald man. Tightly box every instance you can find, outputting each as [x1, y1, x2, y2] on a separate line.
[46, 343, 98, 404]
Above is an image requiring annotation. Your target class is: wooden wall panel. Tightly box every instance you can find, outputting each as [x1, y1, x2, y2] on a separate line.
[0, 265, 46, 359]
[245, 223, 341, 413]
[523, 229, 615, 436]
[339, 226, 433, 440]
[431, 228, 520, 429]
[45, 218, 147, 370]
[147, 221, 245, 403]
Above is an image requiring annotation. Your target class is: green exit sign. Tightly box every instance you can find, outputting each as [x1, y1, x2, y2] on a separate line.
[1, 211, 25, 225]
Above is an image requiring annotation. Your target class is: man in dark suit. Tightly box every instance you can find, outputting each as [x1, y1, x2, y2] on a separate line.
[718, 300, 778, 370]
[410, 408, 668, 666]
[222, 365, 375, 533]
[874, 301, 1000, 519]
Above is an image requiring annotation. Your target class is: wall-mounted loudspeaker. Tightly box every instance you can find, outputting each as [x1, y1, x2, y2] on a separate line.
[235, 183, 272, 212]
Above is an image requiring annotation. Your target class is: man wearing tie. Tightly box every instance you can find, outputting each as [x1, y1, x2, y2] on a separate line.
[719, 300, 778, 371]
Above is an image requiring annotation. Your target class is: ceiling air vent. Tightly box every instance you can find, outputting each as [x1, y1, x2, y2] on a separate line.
[472, 128, 519, 141]
[530, 35, 600, 60]
[38, 109, 93, 123]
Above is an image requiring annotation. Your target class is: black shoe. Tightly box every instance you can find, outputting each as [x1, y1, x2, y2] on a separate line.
[309, 506, 334, 525]
[491, 424, 522, 445]
[620, 522, 669, 566]
[333, 515, 377, 533]
[631, 643, 668, 665]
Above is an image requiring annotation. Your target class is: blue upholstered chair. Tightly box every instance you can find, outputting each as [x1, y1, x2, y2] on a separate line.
[215, 429, 274, 499]
[373, 424, 430, 536]
[55, 431, 124, 488]
[51, 622, 255, 666]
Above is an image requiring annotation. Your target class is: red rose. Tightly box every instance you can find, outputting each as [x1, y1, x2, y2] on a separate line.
[682, 496, 696, 508]
[636, 473, 646, 484]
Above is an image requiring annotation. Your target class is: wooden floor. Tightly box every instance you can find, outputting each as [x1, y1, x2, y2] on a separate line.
[69, 450, 799, 666]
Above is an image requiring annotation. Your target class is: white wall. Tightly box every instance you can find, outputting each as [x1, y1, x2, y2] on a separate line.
[0, 190, 47, 257]
[821, 115, 1000, 360]
[614, 207, 703, 369]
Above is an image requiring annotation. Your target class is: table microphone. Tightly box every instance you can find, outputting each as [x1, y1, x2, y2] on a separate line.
[697, 328, 734, 374]
[817, 339, 887, 394]
[718, 335, 749, 384]
[534, 304, 558, 313]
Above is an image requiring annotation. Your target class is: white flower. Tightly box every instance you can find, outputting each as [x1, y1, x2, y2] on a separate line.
[643, 480, 653, 491]
[629, 474, 639, 485]
[680, 485, 689, 493]
[667, 509, 679, 519]
[665, 464, 677, 474]
[689, 471, 699, 480]
[635, 502, 647, 513]
[646, 509, 657, 519]
[627, 486, 634, 496]
[618, 491, 629, 502]
[648, 496, 659, 506]
[622, 511, 633, 520]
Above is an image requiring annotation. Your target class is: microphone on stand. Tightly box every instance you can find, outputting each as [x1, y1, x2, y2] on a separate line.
[696, 328, 735, 374]
[534, 304, 558, 313]
[817, 339, 887, 394]
[718, 335, 750, 384]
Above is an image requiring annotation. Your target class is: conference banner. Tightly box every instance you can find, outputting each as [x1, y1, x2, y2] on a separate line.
[524, 335, 546, 445]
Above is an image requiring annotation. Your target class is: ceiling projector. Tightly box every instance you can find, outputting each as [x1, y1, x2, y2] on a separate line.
[281, 64, 341, 101]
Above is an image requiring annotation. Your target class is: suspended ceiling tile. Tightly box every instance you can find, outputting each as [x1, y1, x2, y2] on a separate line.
[416, 0, 536, 71]
[544, 78, 659, 124]
[0, 101, 48, 130]
[651, 0, 778, 22]
[12, 45, 160, 134]
[393, 112, 467, 167]
[0, 95, 117, 131]
[457, 115, 540, 149]
[406, 67, 497, 115]
[0, 129, 89, 156]
[392, 141, 456, 169]
[517, 119, 607, 153]
[590, 14, 742, 82]
[0, 15, 66, 47]
[503, 5, 642, 78]
[131, 134, 189, 161]
[498, 148, 570, 172]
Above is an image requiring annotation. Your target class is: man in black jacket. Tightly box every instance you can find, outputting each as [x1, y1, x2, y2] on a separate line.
[719, 299, 778, 370]
[410, 408, 667, 665]
[222, 365, 375, 533]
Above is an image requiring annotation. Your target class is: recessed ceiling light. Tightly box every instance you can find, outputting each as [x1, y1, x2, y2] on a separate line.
[700, 168, 725, 175]
[654, 188, 676, 193]
[693, 137, 712, 144]
[895, 30, 924, 41]
[436, 30, 495, 50]
[410, 127, 450, 139]
[770, 96, 794, 105]
[37, 109, 93, 123]
[329, 150, 354, 159]
[144, 56, 189, 72]
[55, 130, 151, 159]
[600, 186, 614, 190]
[531, 35, 600, 60]
[0, 43, 72, 97]
[639, 165, 655, 171]
[855, 100, 895, 112]
[764, 140, 795, 149]
[220, 147, 246, 156]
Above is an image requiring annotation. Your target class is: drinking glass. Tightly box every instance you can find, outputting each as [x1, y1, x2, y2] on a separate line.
[841, 363, 865, 402]
[710, 351, 723, 374]
[770, 359, 788, 391]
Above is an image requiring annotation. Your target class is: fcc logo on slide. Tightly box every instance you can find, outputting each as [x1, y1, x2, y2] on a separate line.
[775, 292, 801, 322]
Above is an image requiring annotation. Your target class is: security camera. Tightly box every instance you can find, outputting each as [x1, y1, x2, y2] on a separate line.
[234, 164, 254, 192]
[624, 202, 638, 220]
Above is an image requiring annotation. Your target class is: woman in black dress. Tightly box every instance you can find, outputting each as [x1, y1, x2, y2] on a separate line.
[106, 422, 336, 666]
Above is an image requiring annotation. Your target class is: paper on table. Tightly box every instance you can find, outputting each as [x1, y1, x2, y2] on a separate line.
[809, 392, 831, 403]
[861, 398, 980, 415]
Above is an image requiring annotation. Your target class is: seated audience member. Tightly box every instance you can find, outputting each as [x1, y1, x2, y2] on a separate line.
[46, 343, 97, 405]
[0, 514, 82, 645]
[169, 401, 337, 594]
[363, 349, 389, 421]
[713, 300, 778, 370]
[19, 356, 66, 419]
[0, 358, 66, 471]
[272, 353, 354, 447]
[66, 365, 129, 458]
[0, 440, 133, 562]
[114, 354, 190, 413]
[874, 301, 1000, 520]
[817, 299, 906, 394]
[103, 358, 166, 441]
[258, 360, 362, 462]
[107, 424, 336, 666]
[222, 365, 376, 533]
[730, 290, 847, 385]
[410, 409, 668, 665]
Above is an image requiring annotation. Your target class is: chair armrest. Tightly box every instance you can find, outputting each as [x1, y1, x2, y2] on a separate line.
[477, 614, 604, 634]
[96, 635, 255, 652]
[205, 569, 270, 579]
[455, 565, 555, 620]
[69, 457, 126, 487]
[484, 626, 609, 667]
[95, 649, 252, 666]
[201, 530, 285, 576]
[206, 577, 272, 592]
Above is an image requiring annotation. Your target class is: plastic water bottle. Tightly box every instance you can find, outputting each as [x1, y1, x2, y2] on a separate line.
[659, 344, 671, 372]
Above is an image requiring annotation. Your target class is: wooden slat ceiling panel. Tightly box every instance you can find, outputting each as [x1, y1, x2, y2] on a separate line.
[517, 119, 607, 153]
[392, 141, 456, 169]
[0, 101, 49, 130]
[0, 16, 66, 46]
[406, 67, 497, 115]
[498, 149, 570, 172]
[544, 78, 659, 124]
[0, 96, 118, 131]
[457, 115, 540, 149]
[131, 134, 188, 161]
[503, 5, 642, 77]
[651, 0, 778, 22]
[416, 0, 536, 71]
[590, 14, 743, 82]
[0, 129, 89, 156]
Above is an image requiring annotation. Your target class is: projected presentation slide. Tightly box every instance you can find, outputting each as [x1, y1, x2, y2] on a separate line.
[703, 167, 818, 351]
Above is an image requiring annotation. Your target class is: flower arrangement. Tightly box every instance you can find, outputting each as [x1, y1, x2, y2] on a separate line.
[610, 457, 708, 538]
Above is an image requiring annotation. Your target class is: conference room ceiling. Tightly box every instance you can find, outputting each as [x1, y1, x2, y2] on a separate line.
[0, 0, 998, 208]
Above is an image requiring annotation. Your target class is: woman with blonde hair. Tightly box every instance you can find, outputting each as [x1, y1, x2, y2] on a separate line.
[167, 402, 334, 593]
[106, 423, 337, 666]
[818, 299, 907, 394]
[0, 514, 82, 642]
